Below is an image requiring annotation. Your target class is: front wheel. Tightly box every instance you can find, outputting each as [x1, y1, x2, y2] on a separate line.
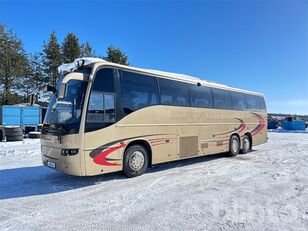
[123, 145, 148, 178]
[228, 135, 240, 157]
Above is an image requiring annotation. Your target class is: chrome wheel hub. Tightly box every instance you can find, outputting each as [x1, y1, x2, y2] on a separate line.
[244, 138, 250, 151]
[231, 139, 239, 153]
[129, 151, 145, 171]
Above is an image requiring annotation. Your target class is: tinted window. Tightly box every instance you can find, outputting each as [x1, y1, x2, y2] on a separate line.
[231, 92, 247, 110]
[91, 68, 114, 92]
[86, 68, 116, 132]
[120, 71, 159, 115]
[246, 95, 261, 111]
[212, 88, 232, 110]
[189, 84, 213, 108]
[258, 96, 266, 112]
[159, 78, 189, 106]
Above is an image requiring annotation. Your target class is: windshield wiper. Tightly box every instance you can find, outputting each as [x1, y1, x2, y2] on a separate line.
[42, 123, 68, 136]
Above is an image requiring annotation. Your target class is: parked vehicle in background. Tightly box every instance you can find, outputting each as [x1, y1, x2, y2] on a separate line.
[40, 58, 267, 177]
[267, 115, 279, 129]
[0, 105, 41, 133]
[280, 116, 306, 131]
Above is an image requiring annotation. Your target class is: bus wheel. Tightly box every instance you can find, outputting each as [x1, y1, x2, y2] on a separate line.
[240, 135, 251, 154]
[228, 135, 240, 157]
[123, 145, 148, 178]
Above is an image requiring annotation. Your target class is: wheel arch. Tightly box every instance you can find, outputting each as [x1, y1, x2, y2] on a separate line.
[122, 139, 153, 167]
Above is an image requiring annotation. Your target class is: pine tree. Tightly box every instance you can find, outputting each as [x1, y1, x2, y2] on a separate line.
[43, 31, 62, 86]
[0, 24, 29, 105]
[24, 52, 48, 92]
[80, 41, 95, 57]
[105, 45, 129, 65]
[62, 32, 81, 63]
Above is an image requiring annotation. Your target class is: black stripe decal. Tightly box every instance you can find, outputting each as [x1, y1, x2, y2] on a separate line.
[214, 118, 243, 136]
[89, 134, 168, 158]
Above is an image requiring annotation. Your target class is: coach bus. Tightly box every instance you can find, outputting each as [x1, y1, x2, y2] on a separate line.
[41, 58, 267, 177]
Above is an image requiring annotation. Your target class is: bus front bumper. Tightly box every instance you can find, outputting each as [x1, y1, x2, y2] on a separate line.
[41, 145, 84, 176]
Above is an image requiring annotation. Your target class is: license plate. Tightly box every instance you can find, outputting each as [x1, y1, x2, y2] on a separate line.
[47, 161, 56, 168]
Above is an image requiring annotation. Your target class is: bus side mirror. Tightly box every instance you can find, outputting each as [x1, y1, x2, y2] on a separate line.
[29, 94, 34, 106]
[44, 85, 57, 95]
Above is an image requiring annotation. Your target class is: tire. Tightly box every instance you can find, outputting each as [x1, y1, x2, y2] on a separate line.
[6, 135, 24, 142]
[123, 145, 149, 178]
[28, 132, 41, 139]
[4, 126, 22, 133]
[0, 130, 3, 141]
[4, 131, 23, 137]
[228, 135, 240, 157]
[240, 135, 251, 154]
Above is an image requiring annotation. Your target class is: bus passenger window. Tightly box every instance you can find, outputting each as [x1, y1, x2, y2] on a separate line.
[212, 88, 232, 110]
[189, 84, 213, 108]
[120, 71, 159, 115]
[258, 96, 267, 112]
[159, 78, 189, 106]
[231, 92, 247, 110]
[246, 95, 261, 111]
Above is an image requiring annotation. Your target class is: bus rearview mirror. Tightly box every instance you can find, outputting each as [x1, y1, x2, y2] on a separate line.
[44, 85, 57, 95]
[29, 94, 34, 106]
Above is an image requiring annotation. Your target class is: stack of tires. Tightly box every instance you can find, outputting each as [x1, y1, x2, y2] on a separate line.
[28, 131, 41, 139]
[4, 126, 24, 142]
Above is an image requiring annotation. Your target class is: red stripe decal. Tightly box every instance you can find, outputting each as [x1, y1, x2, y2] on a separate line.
[93, 143, 126, 166]
[238, 121, 247, 133]
[252, 113, 265, 136]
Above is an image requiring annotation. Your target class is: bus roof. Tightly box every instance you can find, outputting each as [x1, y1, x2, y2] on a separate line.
[58, 57, 263, 96]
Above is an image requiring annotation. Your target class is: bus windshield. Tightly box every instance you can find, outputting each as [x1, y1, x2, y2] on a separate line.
[43, 78, 88, 135]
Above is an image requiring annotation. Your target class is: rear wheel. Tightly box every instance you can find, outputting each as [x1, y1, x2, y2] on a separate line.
[123, 145, 148, 178]
[228, 135, 240, 157]
[240, 135, 251, 154]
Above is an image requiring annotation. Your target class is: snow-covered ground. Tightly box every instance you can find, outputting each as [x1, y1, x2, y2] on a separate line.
[0, 132, 307, 231]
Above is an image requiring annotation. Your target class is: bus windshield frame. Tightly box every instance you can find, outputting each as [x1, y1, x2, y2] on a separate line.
[43, 78, 88, 136]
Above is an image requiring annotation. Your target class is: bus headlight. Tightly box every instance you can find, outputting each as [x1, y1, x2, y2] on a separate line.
[61, 149, 79, 156]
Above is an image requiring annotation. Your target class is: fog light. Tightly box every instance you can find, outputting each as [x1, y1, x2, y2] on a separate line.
[61, 149, 79, 156]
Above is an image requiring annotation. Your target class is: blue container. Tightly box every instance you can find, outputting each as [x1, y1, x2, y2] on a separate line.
[280, 119, 306, 131]
[0, 105, 41, 131]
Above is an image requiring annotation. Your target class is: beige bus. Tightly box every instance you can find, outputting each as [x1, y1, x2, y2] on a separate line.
[41, 58, 267, 177]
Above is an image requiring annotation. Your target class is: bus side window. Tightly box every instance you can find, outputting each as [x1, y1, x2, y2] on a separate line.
[189, 84, 213, 108]
[231, 92, 247, 110]
[212, 88, 232, 110]
[159, 78, 189, 106]
[258, 96, 267, 112]
[246, 95, 261, 111]
[85, 68, 116, 132]
[120, 71, 159, 115]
